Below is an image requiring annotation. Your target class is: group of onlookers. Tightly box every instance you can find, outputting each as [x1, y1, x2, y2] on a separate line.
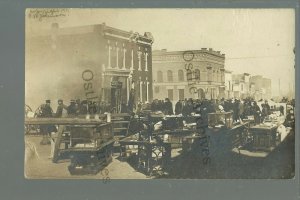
[37, 99, 113, 118]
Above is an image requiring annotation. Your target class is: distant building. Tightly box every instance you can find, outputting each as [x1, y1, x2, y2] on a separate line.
[26, 23, 154, 110]
[224, 70, 233, 99]
[250, 75, 272, 100]
[152, 48, 225, 103]
[232, 73, 251, 99]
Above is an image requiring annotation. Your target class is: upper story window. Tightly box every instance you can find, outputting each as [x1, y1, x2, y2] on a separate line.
[167, 70, 173, 82]
[178, 70, 184, 81]
[201, 68, 207, 81]
[194, 69, 200, 80]
[157, 71, 163, 82]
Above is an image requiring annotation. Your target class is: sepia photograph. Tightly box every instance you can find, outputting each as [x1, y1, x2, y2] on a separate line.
[25, 8, 295, 179]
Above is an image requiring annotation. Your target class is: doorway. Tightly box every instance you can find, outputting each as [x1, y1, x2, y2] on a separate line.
[197, 88, 205, 100]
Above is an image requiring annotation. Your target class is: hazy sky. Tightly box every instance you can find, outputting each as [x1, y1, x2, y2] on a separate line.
[26, 8, 295, 96]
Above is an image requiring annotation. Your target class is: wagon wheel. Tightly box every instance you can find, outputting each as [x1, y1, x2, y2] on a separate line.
[34, 105, 44, 118]
[25, 104, 33, 117]
[25, 104, 41, 134]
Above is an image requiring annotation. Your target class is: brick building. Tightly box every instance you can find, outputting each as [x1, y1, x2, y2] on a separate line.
[26, 23, 154, 110]
[152, 48, 225, 103]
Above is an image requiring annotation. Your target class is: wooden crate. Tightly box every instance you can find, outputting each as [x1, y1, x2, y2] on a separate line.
[250, 125, 277, 151]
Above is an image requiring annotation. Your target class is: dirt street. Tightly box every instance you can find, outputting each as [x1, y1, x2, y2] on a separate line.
[25, 131, 295, 179]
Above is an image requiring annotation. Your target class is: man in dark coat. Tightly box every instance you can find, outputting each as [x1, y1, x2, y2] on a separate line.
[264, 100, 271, 115]
[39, 100, 57, 145]
[175, 100, 183, 115]
[182, 98, 193, 116]
[79, 100, 88, 115]
[151, 99, 160, 112]
[67, 100, 77, 116]
[88, 101, 97, 115]
[251, 101, 261, 124]
[164, 98, 174, 115]
[233, 99, 240, 122]
[127, 89, 135, 113]
[54, 99, 68, 118]
[261, 104, 268, 122]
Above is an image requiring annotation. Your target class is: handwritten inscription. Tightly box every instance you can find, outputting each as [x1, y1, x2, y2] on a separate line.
[183, 51, 198, 94]
[101, 168, 110, 183]
[28, 9, 69, 21]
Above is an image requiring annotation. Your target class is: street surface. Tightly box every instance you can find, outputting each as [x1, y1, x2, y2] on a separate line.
[25, 131, 295, 179]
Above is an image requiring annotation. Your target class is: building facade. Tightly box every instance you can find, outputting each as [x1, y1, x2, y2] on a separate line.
[224, 70, 233, 99]
[152, 48, 225, 103]
[232, 73, 251, 99]
[249, 75, 272, 100]
[26, 23, 154, 110]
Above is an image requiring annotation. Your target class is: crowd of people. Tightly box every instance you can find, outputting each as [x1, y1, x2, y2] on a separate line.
[37, 96, 294, 124]
[33, 96, 294, 147]
[137, 97, 295, 125]
[37, 99, 113, 118]
[33, 96, 296, 134]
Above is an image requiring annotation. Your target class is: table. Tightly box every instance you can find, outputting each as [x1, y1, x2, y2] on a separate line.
[250, 124, 277, 151]
[119, 136, 171, 174]
[208, 112, 233, 129]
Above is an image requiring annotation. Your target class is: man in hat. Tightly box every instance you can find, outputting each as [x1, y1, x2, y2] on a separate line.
[79, 100, 88, 115]
[175, 99, 183, 115]
[164, 98, 174, 115]
[233, 99, 240, 122]
[251, 101, 261, 124]
[55, 99, 68, 118]
[67, 99, 77, 116]
[182, 98, 193, 116]
[75, 99, 82, 115]
[39, 100, 56, 145]
[41, 100, 53, 117]
[264, 100, 271, 115]
[88, 101, 97, 115]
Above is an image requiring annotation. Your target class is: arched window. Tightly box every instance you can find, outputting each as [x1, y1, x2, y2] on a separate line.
[178, 70, 184, 81]
[167, 70, 173, 82]
[157, 71, 163, 82]
[195, 69, 200, 80]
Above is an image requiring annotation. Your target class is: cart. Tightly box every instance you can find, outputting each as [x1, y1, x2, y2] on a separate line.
[25, 118, 114, 175]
